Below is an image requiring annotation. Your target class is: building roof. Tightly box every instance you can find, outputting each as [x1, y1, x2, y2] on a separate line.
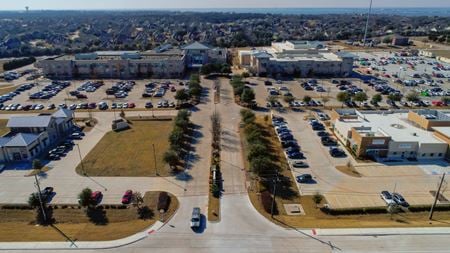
[0, 137, 11, 147]
[4, 133, 39, 147]
[253, 51, 273, 58]
[52, 108, 73, 118]
[433, 127, 450, 138]
[7, 116, 53, 128]
[335, 111, 446, 144]
[335, 51, 357, 59]
[182, 42, 211, 50]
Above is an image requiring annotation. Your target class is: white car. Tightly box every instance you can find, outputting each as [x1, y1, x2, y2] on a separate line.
[380, 191, 395, 205]
[190, 207, 201, 229]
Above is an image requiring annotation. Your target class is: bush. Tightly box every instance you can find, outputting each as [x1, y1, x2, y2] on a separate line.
[261, 191, 277, 215]
[321, 206, 387, 215]
[157, 192, 171, 212]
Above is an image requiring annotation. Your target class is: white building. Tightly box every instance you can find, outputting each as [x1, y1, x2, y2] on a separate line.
[238, 41, 354, 77]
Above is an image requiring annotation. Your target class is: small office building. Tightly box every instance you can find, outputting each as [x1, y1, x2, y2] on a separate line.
[330, 109, 450, 160]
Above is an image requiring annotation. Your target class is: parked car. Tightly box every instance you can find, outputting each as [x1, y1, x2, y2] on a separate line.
[121, 190, 133, 204]
[296, 174, 313, 183]
[380, 191, 395, 205]
[91, 191, 103, 204]
[392, 193, 409, 207]
[291, 161, 309, 168]
[190, 207, 201, 228]
[329, 147, 346, 157]
[40, 187, 54, 201]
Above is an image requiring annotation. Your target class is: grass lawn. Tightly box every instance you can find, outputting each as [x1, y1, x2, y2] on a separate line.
[0, 191, 179, 242]
[242, 116, 450, 228]
[0, 85, 16, 96]
[0, 119, 8, 136]
[76, 120, 173, 177]
[208, 192, 220, 222]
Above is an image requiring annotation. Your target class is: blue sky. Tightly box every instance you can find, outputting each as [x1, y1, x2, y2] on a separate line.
[1, 0, 449, 10]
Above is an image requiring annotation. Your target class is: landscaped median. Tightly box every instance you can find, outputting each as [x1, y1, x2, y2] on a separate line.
[208, 111, 222, 222]
[0, 191, 178, 242]
[240, 110, 450, 228]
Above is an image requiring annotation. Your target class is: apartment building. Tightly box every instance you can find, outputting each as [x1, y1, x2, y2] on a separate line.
[238, 41, 354, 77]
[330, 109, 450, 160]
[37, 42, 227, 79]
[0, 108, 74, 162]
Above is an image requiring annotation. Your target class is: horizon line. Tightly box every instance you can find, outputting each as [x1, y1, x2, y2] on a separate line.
[0, 7, 449, 11]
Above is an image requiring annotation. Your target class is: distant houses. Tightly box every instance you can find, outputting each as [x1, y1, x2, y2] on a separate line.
[0, 108, 74, 163]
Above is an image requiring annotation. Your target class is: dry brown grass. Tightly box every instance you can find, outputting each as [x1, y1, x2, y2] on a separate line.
[0, 85, 16, 95]
[208, 192, 220, 222]
[76, 120, 173, 177]
[0, 119, 8, 136]
[243, 116, 450, 228]
[0, 191, 179, 242]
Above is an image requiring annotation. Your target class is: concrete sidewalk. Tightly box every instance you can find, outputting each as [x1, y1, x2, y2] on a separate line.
[303, 227, 450, 236]
[0, 221, 165, 250]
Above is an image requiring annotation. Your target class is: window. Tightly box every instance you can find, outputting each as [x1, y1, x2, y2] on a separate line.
[430, 153, 434, 157]
[422, 153, 426, 157]
[393, 152, 397, 155]
[410, 151, 414, 155]
[438, 153, 443, 157]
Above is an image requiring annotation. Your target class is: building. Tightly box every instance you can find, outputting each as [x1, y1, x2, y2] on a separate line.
[392, 36, 410, 46]
[419, 50, 450, 64]
[238, 41, 354, 77]
[0, 108, 74, 162]
[330, 109, 450, 160]
[37, 42, 227, 79]
[182, 42, 227, 68]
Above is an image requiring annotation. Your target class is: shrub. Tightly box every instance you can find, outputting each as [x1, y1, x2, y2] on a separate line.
[321, 206, 388, 215]
[157, 192, 171, 212]
[261, 191, 278, 215]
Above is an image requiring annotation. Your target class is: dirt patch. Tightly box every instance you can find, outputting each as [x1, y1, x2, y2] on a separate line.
[336, 165, 361, 178]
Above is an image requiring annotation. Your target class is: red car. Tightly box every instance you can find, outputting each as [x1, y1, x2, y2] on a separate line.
[122, 190, 133, 204]
[128, 102, 136, 108]
[91, 191, 103, 204]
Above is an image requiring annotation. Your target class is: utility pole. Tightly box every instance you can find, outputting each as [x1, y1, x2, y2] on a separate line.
[153, 143, 158, 176]
[429, 173, 446, 220]
[76, 144, 86, 176]
[362, 0, 373, 47]
[271, 173, 280, 219]
[34, 174, 47, 222]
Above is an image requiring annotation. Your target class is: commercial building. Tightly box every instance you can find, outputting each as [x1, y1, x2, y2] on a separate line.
[0, 108, 74, 162]
[37, 42, 227, 79]
[330, 109, 450, 160]
[392, 36, 410, 46]
[238, 41, 354, 77]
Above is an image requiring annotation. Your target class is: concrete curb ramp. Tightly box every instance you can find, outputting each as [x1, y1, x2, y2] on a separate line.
[0, 221, 164, 250]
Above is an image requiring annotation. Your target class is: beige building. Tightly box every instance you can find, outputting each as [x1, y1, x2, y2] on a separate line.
[331, 109, 450, 160]
[37, 42, 227, 79]
[238, 41, 354, 77]
[419, 50, 450, 64]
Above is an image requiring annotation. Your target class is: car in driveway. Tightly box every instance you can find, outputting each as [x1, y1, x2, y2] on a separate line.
[296, 174, 313, 183]
[291, 161, 309, 168]
[392, 193, 409, 207]
[121, 190, 133, 204]
[380, 191, 395, 205]
[190, 207, 201, 228]
[91, 191, 103, 205]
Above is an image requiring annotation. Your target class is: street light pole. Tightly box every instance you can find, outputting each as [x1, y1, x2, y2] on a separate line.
[271, 173, 279, 219]
[34, 174, 47, 222]
[153, 143, 158, 176]
[429, 173, 446, 220]
[76, 144, 86, 176]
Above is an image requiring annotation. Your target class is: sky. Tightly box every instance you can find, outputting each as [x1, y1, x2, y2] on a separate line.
[0, 0, 449, 10]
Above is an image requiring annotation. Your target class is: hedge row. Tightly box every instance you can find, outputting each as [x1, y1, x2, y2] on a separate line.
[3, 57, 36, 71]
[321, 204, 450, 216]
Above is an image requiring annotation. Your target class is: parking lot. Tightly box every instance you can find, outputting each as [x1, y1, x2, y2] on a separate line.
[0, 78, 188, 111]
[270, 110, 449, 209]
